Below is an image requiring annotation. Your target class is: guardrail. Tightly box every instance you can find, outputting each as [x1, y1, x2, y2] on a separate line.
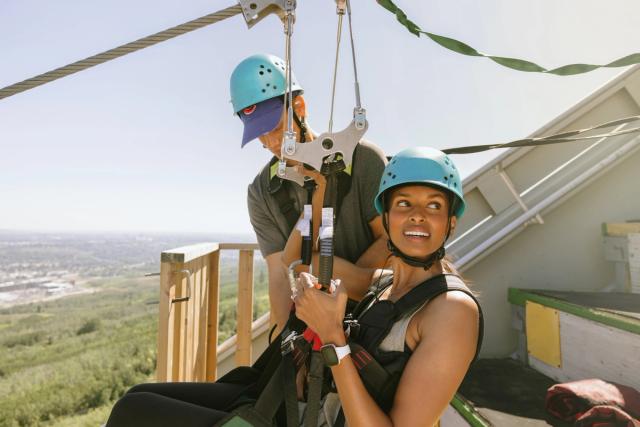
[156, 242, 261, 382]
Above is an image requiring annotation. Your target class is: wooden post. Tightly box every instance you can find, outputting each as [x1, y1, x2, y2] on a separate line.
[236, 250, 254, 366]
[184, 267, 195, 382]
[194, 256, 207, 381]
[206, 250, 221, 380]
[156, 261, 175, 381]
[172, 264, 186, 381]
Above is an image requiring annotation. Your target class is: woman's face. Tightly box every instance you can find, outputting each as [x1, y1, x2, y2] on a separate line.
[386, 184, 457, 260]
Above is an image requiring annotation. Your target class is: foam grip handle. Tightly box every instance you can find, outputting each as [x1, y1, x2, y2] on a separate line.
[318, 236, 333, 288]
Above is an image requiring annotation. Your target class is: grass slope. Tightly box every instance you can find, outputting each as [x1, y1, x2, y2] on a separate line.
[0, 263, 268, 426]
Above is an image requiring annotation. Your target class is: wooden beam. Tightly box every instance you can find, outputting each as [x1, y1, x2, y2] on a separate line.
[235, 250, 254, 366]
[161, 243, 220, 264]
[218, 243, 260, 251]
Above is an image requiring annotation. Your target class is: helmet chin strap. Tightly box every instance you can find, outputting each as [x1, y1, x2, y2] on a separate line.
[386, 239, 445, 271]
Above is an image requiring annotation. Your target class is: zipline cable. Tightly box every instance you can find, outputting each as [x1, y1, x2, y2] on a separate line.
[346, 0, 364, 113]
[442, 115, 640, 154]
[0, 5, 242, 101]
[377, 0, 640, 76]
[328, 7, 345, 134]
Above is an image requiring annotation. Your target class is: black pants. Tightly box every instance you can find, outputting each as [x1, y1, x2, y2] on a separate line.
[106, 382, 248, 427]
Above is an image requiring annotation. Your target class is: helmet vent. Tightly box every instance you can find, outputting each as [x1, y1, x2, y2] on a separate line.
[262, 89, 266, 93]
[259, 71, 264, 75]
[260, 64, 265, 68]
[267, 69, 272, 73]
[444, 176, 448, 180]
[392, 174, 396, 179]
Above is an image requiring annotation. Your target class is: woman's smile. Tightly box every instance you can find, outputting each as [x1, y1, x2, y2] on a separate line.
[387, 184, 456, 259]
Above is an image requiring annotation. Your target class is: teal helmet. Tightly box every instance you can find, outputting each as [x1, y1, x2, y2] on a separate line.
[230, 54, 304, 114]
[374, 147, 465, 218]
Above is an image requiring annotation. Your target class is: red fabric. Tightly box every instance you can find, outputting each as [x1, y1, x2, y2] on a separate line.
[546, 379, 640, 423]
[302, 328, 323, 351]
[575, 405, 640, 427]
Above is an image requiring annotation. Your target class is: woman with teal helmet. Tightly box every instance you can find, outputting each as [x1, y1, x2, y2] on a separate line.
[373, 146, 465, 271]
[289, 146, 482, 426]
[106, 147, 482, 426]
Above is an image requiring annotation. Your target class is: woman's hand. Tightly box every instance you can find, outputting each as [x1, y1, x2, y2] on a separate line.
[292, 272, 348, 344]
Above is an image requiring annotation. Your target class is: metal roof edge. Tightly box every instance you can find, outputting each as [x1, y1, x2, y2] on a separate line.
[462, 64, 640, 191]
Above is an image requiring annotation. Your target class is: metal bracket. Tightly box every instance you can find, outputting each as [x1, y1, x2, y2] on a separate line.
[238, 0, 289, 28]
[353, 107, 366, 130]
[277, 162, 312, 186]
[279, 118, 368, 173]
[498, 169, 544, 225]
[171, 269, 192, 304]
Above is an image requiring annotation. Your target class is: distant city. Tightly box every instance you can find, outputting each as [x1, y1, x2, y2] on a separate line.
[0, 230, 257, 307]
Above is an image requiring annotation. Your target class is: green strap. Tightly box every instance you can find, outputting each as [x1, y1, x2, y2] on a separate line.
[376, 0, 640, 75]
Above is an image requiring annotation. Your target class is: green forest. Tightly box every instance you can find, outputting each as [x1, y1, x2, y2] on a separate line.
[0, 262, 269, 427]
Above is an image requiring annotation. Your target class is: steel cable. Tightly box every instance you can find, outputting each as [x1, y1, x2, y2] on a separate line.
[0, 5, 242, 101]
[443, 115, 640, 154]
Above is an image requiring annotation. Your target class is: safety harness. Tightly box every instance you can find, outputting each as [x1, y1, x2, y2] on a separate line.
[214, 273, 484, 427]
[267, 155, 353, 233]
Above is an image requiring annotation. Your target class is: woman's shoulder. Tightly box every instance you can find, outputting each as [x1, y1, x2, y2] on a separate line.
[415, 280, 479, 331]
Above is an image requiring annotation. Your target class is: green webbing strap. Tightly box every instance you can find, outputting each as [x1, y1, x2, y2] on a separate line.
[376, 0, 640, 76]
[443, 115, 640, 154]
[282, 352, 300, 427]
[252, 364, 285, 421]
[303, 352, 325, 427]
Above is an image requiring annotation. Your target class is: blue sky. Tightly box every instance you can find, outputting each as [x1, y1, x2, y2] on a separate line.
[1, 0, 639, 233]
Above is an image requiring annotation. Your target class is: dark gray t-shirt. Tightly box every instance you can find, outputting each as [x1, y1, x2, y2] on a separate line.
[247, 141, 387, 263]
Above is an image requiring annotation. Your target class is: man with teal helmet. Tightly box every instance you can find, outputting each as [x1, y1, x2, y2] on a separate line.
[230, 54, 304, 147]
[374, 147, 465, 270]
[230, 53, 388, 332]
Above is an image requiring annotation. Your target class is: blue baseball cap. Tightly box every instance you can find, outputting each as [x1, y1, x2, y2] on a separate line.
[238, 97, 283, 147]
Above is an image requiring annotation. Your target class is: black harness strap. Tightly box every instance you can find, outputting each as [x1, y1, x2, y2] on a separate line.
[332, 274, 484, 424]
[267, 154, 354, 234]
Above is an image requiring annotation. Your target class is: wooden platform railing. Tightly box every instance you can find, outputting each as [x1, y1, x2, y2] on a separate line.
[156, 242, 260, 382]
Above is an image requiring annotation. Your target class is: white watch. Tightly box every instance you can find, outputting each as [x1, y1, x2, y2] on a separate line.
[320, 343, 351, 366]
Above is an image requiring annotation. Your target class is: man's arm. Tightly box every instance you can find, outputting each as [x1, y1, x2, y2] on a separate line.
[356, 216, 389, 268]
[247, 180, 291, 334]
[265, 251, 292, 335]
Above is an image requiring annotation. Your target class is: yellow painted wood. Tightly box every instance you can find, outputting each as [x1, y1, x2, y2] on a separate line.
[602, 222, 640, 236]
[526, 301, 562, 368]
[236, 250, 254, 366]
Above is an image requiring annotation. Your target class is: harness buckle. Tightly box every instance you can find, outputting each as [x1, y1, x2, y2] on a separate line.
[280, 330, 300, 355]
[343, 319, 360, 339]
